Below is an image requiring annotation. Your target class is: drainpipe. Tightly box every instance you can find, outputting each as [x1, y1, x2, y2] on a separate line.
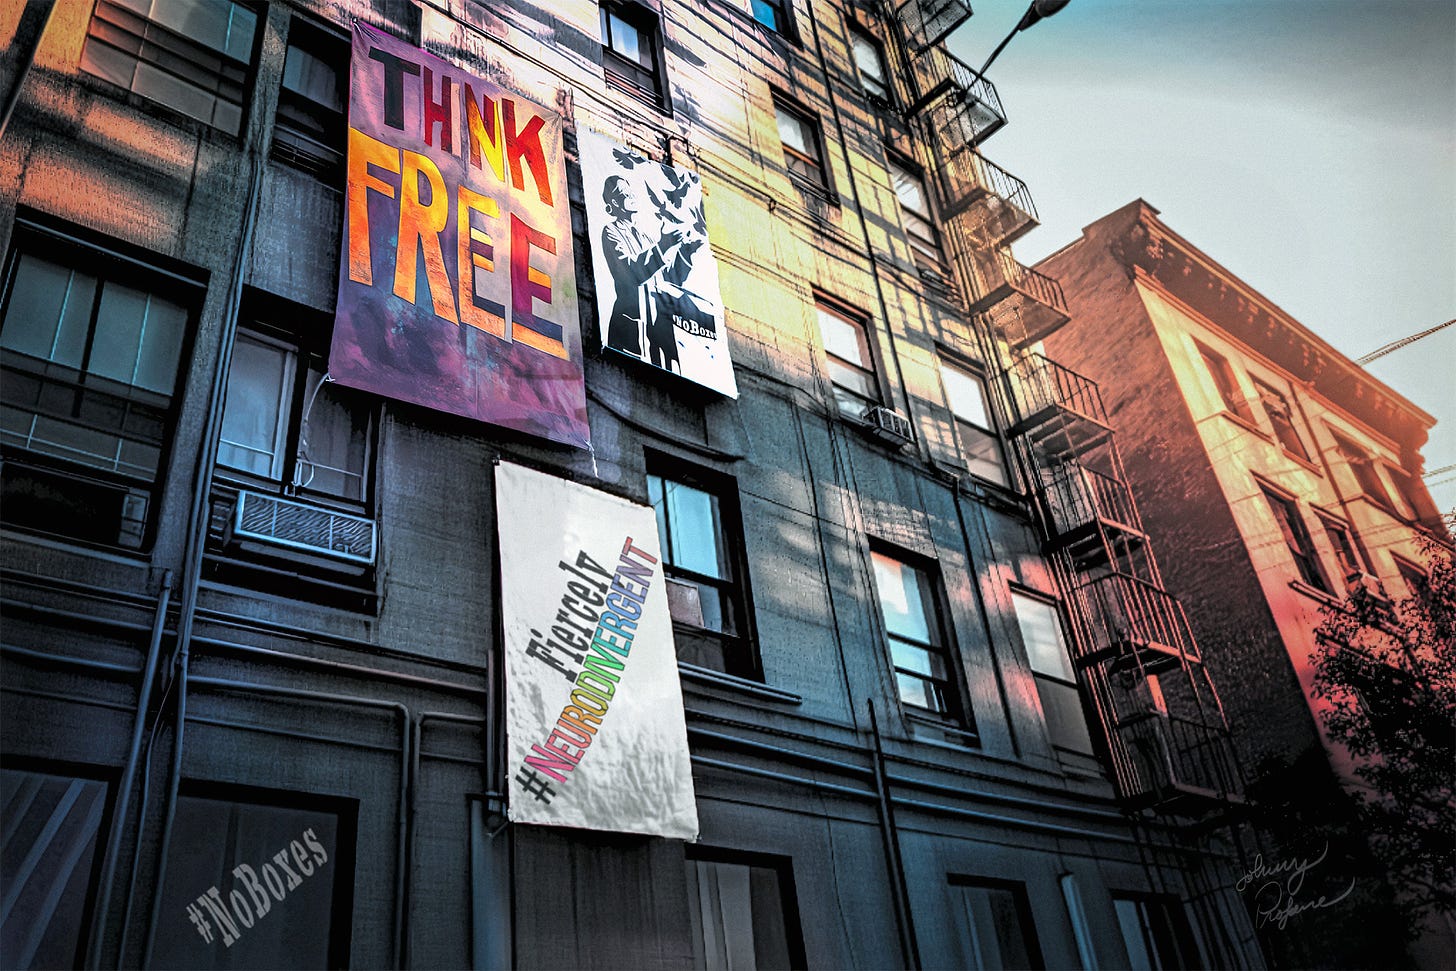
[867, 699, 921, 970]
[129, 146, 265, 967]
[83, 569, 172, 970]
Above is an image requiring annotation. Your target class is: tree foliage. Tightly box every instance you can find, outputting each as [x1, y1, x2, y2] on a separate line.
[1312, 522, 1456, 929]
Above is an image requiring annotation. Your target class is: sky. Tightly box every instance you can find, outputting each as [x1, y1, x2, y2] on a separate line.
[945, 0, 1456, 511]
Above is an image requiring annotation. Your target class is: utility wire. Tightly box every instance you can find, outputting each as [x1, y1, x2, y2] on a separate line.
[1356, 318, 1454, 365]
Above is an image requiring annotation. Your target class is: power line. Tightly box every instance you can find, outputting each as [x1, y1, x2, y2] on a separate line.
[1356, 318, 1454, 365]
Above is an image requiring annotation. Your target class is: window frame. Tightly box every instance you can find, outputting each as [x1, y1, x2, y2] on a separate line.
[271, 15, 349, 182]
[79, 0, 264, 138]
[683, 845, 807, 971]
[1009, 587, 1095, 756]
[1314, 510, 1368, 584]
[1257, 481, 1330, 593]
[940, 357, 1009, 488]
[151, 779, 358, 970]
[871, 546, 973, 731]
[0, 217, 202, 552]
[1328, 428, 1397, 512]
[815, 296, 883, 418]
[947, 875, 1046, 971]
[1392, 555, 1428, 600]
[646, 455, 759, 681]
[1193, 341, 1256, 425]
[215, 300, 376, 511]
[772, 92, 832, 194]
[1111, 892, 1202, 971]
[750, 0, 797, 40]
[886, 152, 949, 281]
[600, 0, 670, 112]
[848, 23, 893, 107]
[1250, 375, 1310, 461]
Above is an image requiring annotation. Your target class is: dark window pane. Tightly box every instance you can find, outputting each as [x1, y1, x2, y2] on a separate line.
[685, 856, 798, 971]
[151, 792, 349, 971]
[955, 883, 1041, 970]
[0, 770, 108, 971]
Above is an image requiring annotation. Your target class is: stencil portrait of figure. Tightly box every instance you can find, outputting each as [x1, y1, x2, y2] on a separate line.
[582, 132, 738, 397]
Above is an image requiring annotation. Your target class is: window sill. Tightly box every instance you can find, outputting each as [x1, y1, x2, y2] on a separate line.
[1214, 409, 1274, 443]
[904, 711, 980, 749]
[1288, 578, 1340, 608]
[678, 662, 802, 705]
[1278, 447, 1324, 475]
[785, 173, 839, 207]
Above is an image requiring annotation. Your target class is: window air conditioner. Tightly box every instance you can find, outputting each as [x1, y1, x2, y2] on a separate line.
[862, 406, 915, 448]
[233, 490, 377, 566]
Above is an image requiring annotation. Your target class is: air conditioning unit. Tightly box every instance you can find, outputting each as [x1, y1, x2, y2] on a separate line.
[233, 490, 376, 566]
[862, 406, 915, 448]
[1345, 571, 1390, 604]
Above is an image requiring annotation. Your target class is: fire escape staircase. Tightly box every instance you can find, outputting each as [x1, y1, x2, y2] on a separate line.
[889, 0, 1243, 817]
[1005, 354, 1245, 815]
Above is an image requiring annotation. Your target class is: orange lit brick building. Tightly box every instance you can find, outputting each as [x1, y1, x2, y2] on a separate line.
[1038, 199, 1451, 968]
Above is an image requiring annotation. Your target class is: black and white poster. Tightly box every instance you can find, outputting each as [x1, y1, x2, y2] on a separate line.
[580, 130, 738, 397]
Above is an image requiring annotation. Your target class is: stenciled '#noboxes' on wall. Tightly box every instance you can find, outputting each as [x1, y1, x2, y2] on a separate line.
[332, 22, 589, 447]
[495, 462, 698, 840]
[580, 129, 738, 398]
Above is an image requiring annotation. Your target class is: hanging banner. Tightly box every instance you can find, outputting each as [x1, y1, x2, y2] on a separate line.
[580, 130, 738, 397]
[497, 462, 698, 839]
[333, 23, 589, 447]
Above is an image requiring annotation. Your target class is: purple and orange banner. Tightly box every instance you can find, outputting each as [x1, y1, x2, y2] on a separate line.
[332, 23, 588, 447]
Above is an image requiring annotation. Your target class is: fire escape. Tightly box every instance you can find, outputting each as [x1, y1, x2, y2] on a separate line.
[888, 0, 1243, 815]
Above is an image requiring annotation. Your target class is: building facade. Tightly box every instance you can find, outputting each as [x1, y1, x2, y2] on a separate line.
[1038, 200, 1451, 968]
[1, 4, 1262, 970]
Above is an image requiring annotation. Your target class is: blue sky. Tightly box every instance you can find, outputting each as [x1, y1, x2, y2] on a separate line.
[947, 0, 1456, 510]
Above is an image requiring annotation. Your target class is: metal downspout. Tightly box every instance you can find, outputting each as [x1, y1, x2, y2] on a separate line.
[132, 144, 265, 967]
[868, 700, 921, 970]
[83, 569, 173, 969]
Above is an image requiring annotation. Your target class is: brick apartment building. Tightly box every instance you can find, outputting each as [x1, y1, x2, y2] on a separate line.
[1038, 199, 1452, 969]
[0, 3, 1266, 969]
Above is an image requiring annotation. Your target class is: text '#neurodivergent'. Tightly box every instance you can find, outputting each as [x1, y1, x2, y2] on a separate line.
[333, 22, 588, 447]
[516, 537, 658, 804]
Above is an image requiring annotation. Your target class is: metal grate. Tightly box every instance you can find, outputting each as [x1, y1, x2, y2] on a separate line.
[234, 490, 376, 565]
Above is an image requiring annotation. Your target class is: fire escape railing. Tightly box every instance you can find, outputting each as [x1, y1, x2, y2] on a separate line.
[887, 0, 1244, 816]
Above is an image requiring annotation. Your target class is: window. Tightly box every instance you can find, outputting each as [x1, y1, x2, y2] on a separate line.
[0, 768, 109, 970]
[1259, 485, 1329, 593]
[774, 96, 829, 191]
[949, 878, 1044, 971]
[601, 2, 666, 110]
[218, 319, 372, 505]
[1010, 590, 1094, 754]
[849, 26, 891, 105]
[1393, 557, 1428, 600]
[1330, 430, 1394, 509]
[942, 362, 1007, 487]
[80, 0, 260, 136]
[150, 785, 355, 970]
[648, 462, 755, 678]
[1, 221, 197, 550]
[1112, 894, 1201, 971]
[751, 0, 793, 36]
[1316, 513, 1367, 585]
[1382, 465, 1427, 523]
[1251, 377, 1309, 460]
[272, 18, 347, 181]
[1194, 342, 1255, 423]
[887, 156, 946, 277]
[816, 300, 879, 417]
[685, 849, 805, 971]
[872, 551, 968, 728]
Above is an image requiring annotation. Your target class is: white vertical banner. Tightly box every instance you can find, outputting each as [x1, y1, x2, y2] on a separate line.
[497, 462, 699, 839]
